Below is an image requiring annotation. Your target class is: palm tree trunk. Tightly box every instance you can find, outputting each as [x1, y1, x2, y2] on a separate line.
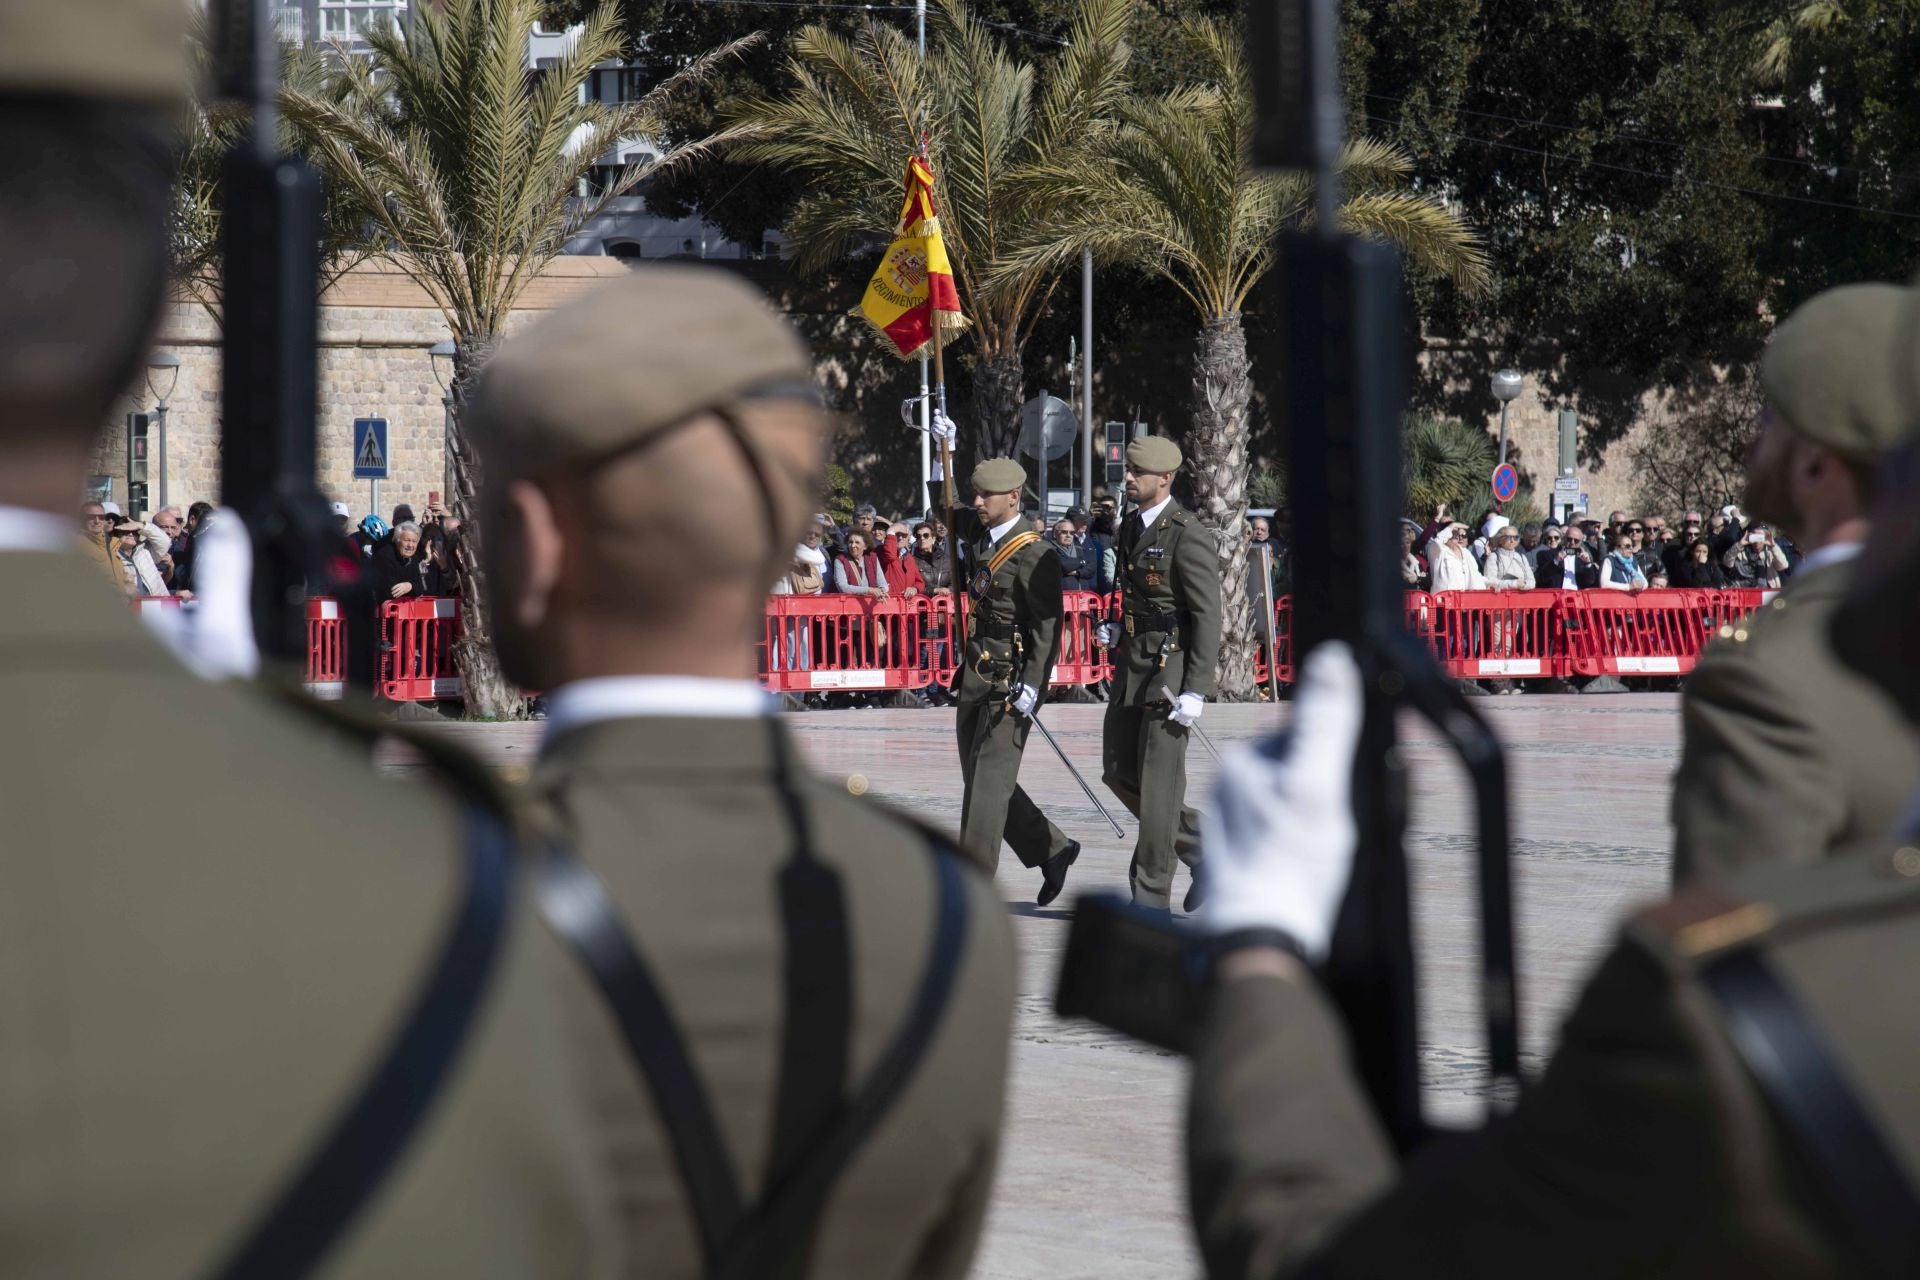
[972, 349, 1024, 463]
[1186, 313, 1256, 701]
[446, 334, 527, 721]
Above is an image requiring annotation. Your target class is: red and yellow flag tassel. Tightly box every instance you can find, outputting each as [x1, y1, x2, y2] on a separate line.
[857, 155, 968, 359]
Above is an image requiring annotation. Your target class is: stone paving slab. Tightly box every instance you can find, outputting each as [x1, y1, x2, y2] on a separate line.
[396, 691, 1682, 1278]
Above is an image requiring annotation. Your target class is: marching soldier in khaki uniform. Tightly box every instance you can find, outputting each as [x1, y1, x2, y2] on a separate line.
[0, 2, 626, 1275]
[947, 456, 1081, 899]
[1183, 282, 1920, 1279]
[1096, 437, 1222, 912]
[467, 269, 1016, 1279]
[1673, 283, 1920, 881]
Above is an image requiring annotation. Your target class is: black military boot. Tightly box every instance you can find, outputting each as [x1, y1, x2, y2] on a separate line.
[1037, 839, 1082, 907]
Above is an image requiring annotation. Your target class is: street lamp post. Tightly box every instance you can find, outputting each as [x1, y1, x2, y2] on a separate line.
[1491, 367, 1523, 467]
[429, 340, 457, 514]
[146, 353, 181, 512]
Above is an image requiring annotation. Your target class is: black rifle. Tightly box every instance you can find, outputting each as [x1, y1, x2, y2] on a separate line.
[211, 0, 335, 664]
[1058, 0, 1521, 1156]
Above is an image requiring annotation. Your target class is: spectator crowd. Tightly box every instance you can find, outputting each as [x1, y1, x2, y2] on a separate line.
[1401, 503, 1797, 594]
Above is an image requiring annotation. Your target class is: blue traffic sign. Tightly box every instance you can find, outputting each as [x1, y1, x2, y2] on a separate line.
[352, 417, 389, 480]
[1491, 462, 1519, 504]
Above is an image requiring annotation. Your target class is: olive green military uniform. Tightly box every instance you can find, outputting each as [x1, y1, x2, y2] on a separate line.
[534, 716, 1015, 1279]
[0, 559, 624, 1278]
[1674, 557, 1920, 881]
[951, 469, 1074, 876]
[1, 2, 625, 1274]
[1674, 283, 1920, 883]
[1102, 441, 1222, 909]
[1189, 843, 1920, 1278]
[467, 270, 1017, 1279]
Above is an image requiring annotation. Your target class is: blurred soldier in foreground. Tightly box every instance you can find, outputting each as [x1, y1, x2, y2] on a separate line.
[1673, 283, 1920, 880]
[469, 269, 1015, 1279]
[944, 454, 1081, 900]
[0, 1, 625, 1274]
[1185, 289, 1920, 1279]
[1094, 438, 1222, 912]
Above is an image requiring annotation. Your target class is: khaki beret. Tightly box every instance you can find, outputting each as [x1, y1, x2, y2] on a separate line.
[1126, 436, 1183, 474]
[469, 267, 817, 476]
[0, 0, 192, 103]
[970, 457, 1027, 493]
[1760, 283, 1915, 462]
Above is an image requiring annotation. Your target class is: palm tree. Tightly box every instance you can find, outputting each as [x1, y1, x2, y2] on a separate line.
[1000, 19, 1489, 699]
[281, 0, 752, 718]
[727, 0, 1133, 459]
[172, 38, 380, 323]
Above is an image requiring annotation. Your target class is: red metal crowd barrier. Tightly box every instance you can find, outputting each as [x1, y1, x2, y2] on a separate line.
[306, 598, 345, 700]
[379, 597, 463, 702]
[305, 587, 1778, 705]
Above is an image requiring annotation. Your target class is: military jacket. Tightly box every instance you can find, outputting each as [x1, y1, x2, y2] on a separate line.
[1673, 557, 1920, 882]
[0, 553, 623, 1278]
[1188, 843, 1920, 1279]
[534, 714, 1016, 1280]
[952, 510, 1061, 702]
[1112, 500, 1222, 706]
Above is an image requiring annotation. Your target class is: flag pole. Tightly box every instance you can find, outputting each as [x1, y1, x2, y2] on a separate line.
[934, 321, 966, 664]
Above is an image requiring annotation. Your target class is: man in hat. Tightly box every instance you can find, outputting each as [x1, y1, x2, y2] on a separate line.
[0, 0, 632, 1272]
[1673, 282, 1920, 881]
[1094, 436, 1222, 912]
[945, 454, 1081, 897]
[469, 268, 1015, 1278]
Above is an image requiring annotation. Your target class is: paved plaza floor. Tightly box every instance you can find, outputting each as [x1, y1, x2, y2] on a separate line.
[412, 692, 1682, 1279]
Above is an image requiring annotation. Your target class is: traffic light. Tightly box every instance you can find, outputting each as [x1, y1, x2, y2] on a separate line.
[1104, 421, 1126, 487]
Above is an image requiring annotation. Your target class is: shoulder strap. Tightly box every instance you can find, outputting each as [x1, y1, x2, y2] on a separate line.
[205, 688, 524, 1280]
[716, 848, 970, 1280]
[1699, 946, 1920, 1278]
[987, 530, 1042, 577]
[209, 805, 516, 1280]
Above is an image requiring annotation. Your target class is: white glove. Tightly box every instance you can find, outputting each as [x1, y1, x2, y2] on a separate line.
[932, 412, 958, 445]
[1196, 643, 1364, 962]
[1168, 691, 1205, 726]
[1010, 683, 1039, 717]
[138, 508, 260, 682]
[1094, 621, 1120, 648]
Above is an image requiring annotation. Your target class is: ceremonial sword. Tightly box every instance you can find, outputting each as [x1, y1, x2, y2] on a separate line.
[1021, 706, 1127, 840]
[1161, 684, 1223, 764]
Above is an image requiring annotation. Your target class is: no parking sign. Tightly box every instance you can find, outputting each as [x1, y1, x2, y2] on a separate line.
[1491, 462, 1519, 505]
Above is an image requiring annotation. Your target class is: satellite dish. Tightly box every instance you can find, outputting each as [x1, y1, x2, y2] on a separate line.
[1017, 394, 1076, 461]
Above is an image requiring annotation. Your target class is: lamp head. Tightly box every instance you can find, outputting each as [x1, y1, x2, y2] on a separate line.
[1492, 368, 1524, 404]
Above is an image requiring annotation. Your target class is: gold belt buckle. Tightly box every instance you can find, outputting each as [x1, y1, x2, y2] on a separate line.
[1124, 615, 1136, 637]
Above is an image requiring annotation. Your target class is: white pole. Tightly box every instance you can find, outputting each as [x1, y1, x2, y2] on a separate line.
[1080, 247, 1094, 508]
[916, 0, 932, 515]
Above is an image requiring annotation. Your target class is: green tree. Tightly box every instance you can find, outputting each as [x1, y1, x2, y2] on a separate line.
[282, 0, 748, 718]
[726, 0, 1135, 461]
[999, 19, 1487, 699]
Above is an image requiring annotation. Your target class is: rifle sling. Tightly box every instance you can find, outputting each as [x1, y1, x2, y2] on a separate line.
[1699, 946, 1920, 1278]
[535, 838, 970, 1279]
[207, 806, 516, 1280]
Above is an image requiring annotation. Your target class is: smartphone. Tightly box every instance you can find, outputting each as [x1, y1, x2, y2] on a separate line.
[427, 490, 441, 508]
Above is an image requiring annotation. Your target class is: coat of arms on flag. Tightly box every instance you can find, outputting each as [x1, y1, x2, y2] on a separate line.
[857, 155, 967, 359]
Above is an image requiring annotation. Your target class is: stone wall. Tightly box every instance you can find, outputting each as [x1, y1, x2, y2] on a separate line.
[94, 257, 629, 520]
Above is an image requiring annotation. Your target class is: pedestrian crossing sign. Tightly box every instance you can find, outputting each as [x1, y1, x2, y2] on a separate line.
[353, 417, 389, 479]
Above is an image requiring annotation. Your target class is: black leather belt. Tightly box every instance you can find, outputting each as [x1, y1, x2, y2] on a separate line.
[972, 621, 1016, 641]
[1124, 609, 1185, 636]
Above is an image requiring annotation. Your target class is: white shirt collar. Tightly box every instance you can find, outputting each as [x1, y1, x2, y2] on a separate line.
[987, 513, 1024, 546]
[542, 675, 772, 749]
[1137, 495, 1173, 530]
[1798, 540, 1862, 577]
[0, 503, 88, 553]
